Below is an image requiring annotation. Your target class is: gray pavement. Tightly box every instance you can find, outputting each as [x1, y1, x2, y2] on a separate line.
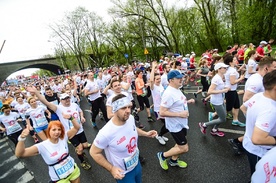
[0, 136, 35, 183]
[1, 92, 251, 183]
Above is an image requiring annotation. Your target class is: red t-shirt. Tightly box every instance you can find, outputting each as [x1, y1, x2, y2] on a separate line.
[237, 49, 244, 61]
[256, 46, 264, 61]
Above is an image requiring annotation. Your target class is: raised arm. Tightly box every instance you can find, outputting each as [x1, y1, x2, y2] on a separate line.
[27, 86, 57, 112]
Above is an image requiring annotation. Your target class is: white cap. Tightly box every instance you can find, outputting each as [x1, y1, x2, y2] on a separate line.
[214, 63, 229, 71]
[60, 93, 70, 100]
[260, 41, 268, 45]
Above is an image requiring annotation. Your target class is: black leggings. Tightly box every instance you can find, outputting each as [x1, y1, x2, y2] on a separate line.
[8, 130, 23, 146]
[89, 97, 109, 122]
[201, 76, 209, 92]
[136, 95, 150, 111]
[159, 118, 169, 136]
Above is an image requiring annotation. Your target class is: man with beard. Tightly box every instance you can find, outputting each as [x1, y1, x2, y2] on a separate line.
[90, 94, 157, 183]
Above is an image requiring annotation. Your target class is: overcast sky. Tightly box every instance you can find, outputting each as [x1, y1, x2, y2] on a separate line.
[0, 0, 190, 78]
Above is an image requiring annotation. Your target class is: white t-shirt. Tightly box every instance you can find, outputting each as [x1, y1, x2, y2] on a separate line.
[210, 74, 225, 105]
[96, 78, 107, 93]
[102, 74, 112, 84]
[245, 59, 258, 79]
[84, 80, 101, 101]
[55, 103, 83, 134]
[161, 73, 169, 89]
[251, 147, 276, 183]
[126, 71, 135, 82]
[224, 67, 239, 91]
[244, 73, 264, 94]
[25, 105, 48, 128]
[0, 112, 21, 135]
[181, 62, 188, 72]
[121, 81, 133, 101]
[151, 84, 164, 112]
[35, 135, 75, 181]
[93, 115, 139, 174]
[243, 93, 276, 158]
[51, 84, 63, 93]
[161, 86, 188, 132]
[14, 102, 30, 120]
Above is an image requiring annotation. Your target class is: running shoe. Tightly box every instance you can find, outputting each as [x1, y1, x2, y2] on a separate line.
[198, 122, 207, 134]
[99, 111, 104, 120]
[162, 136, 169, 142]
[232, 121, 246, 127]
[228, 139, 244, 155]
[148, 117, 154, 122]
[91, 121, 97, 128]
[193, 93, 197, 98]
[201, 98, 207, 106]
[34, 138, 40, 144]
[138, 124, 145, 129]
[210, 129, 225, 137]
[169, 159, 188, 168]
[226, 113, 233, 120]
[156, 135, 166, 145]
[157, 152, 168, 170]
[80, 161, 91, 170]
[208, 112, 214, 121]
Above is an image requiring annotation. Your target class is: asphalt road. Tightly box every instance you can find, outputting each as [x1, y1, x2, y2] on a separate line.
[6, 91, 251, 183]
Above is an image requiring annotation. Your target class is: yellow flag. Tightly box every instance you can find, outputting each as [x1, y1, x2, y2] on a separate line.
[144, 48, 149, 55]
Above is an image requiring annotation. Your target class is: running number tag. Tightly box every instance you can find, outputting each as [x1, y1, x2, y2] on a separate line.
[53, 156, 74, 179]
[123, 149, 139, 171]
[7, 123, 21, 133]
[35, 116, 48, 127]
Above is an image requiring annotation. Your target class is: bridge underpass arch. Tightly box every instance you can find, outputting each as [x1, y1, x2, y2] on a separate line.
[0, 61, 63, 84]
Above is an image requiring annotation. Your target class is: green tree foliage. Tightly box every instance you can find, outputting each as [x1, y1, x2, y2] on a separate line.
[48, 0, 276, 71]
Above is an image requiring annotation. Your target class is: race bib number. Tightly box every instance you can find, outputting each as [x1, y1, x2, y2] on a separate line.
[35, 116, 48, 127]
[50, 100, 58, 105]
[53, 156, 74, 179]
[7, 123, 21, 133]
[123, 149, 139, 171]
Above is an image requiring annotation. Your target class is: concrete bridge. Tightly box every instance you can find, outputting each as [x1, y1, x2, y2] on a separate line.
[0, 57, 62, 84]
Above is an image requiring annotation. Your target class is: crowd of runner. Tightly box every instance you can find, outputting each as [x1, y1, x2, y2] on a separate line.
[0, 40, 276, 182]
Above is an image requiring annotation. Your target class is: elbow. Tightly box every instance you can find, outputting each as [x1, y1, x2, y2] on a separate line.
[251, 136, 262, 145]
[159, 110, 165, 117]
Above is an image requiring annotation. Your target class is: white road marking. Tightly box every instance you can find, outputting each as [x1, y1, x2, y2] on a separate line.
[218, 128, 245, 135]
[0, 162, 24, 179]
[16, 171, 34, 183]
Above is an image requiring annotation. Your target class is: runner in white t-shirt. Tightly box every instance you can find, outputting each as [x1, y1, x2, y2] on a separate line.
[149, 61, 169, 145]
[160, 63, 171, 89]
[14, 96, 39, 144]
[240, 69, 276, 177]
[84, 71, 109, 127]
[25, 97, 51, 141]
[27, 78, 92, 170]
[199, 63, 230, 137]
[244, 50, 258, 80]
[15, 118, 81, 182]
[157, 70, 195, 171]
[228, 57, 276, 155]
[251, 147, 276, 183]
[0, 104, 22, 145]
[90, 94, 157, 183]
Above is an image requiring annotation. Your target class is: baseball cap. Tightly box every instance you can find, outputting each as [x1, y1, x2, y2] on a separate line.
[60, 93, 70, 100]
[214, 63, 229, 71]
[167, 70, 183, 80]
[260, 41, 268, 45]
